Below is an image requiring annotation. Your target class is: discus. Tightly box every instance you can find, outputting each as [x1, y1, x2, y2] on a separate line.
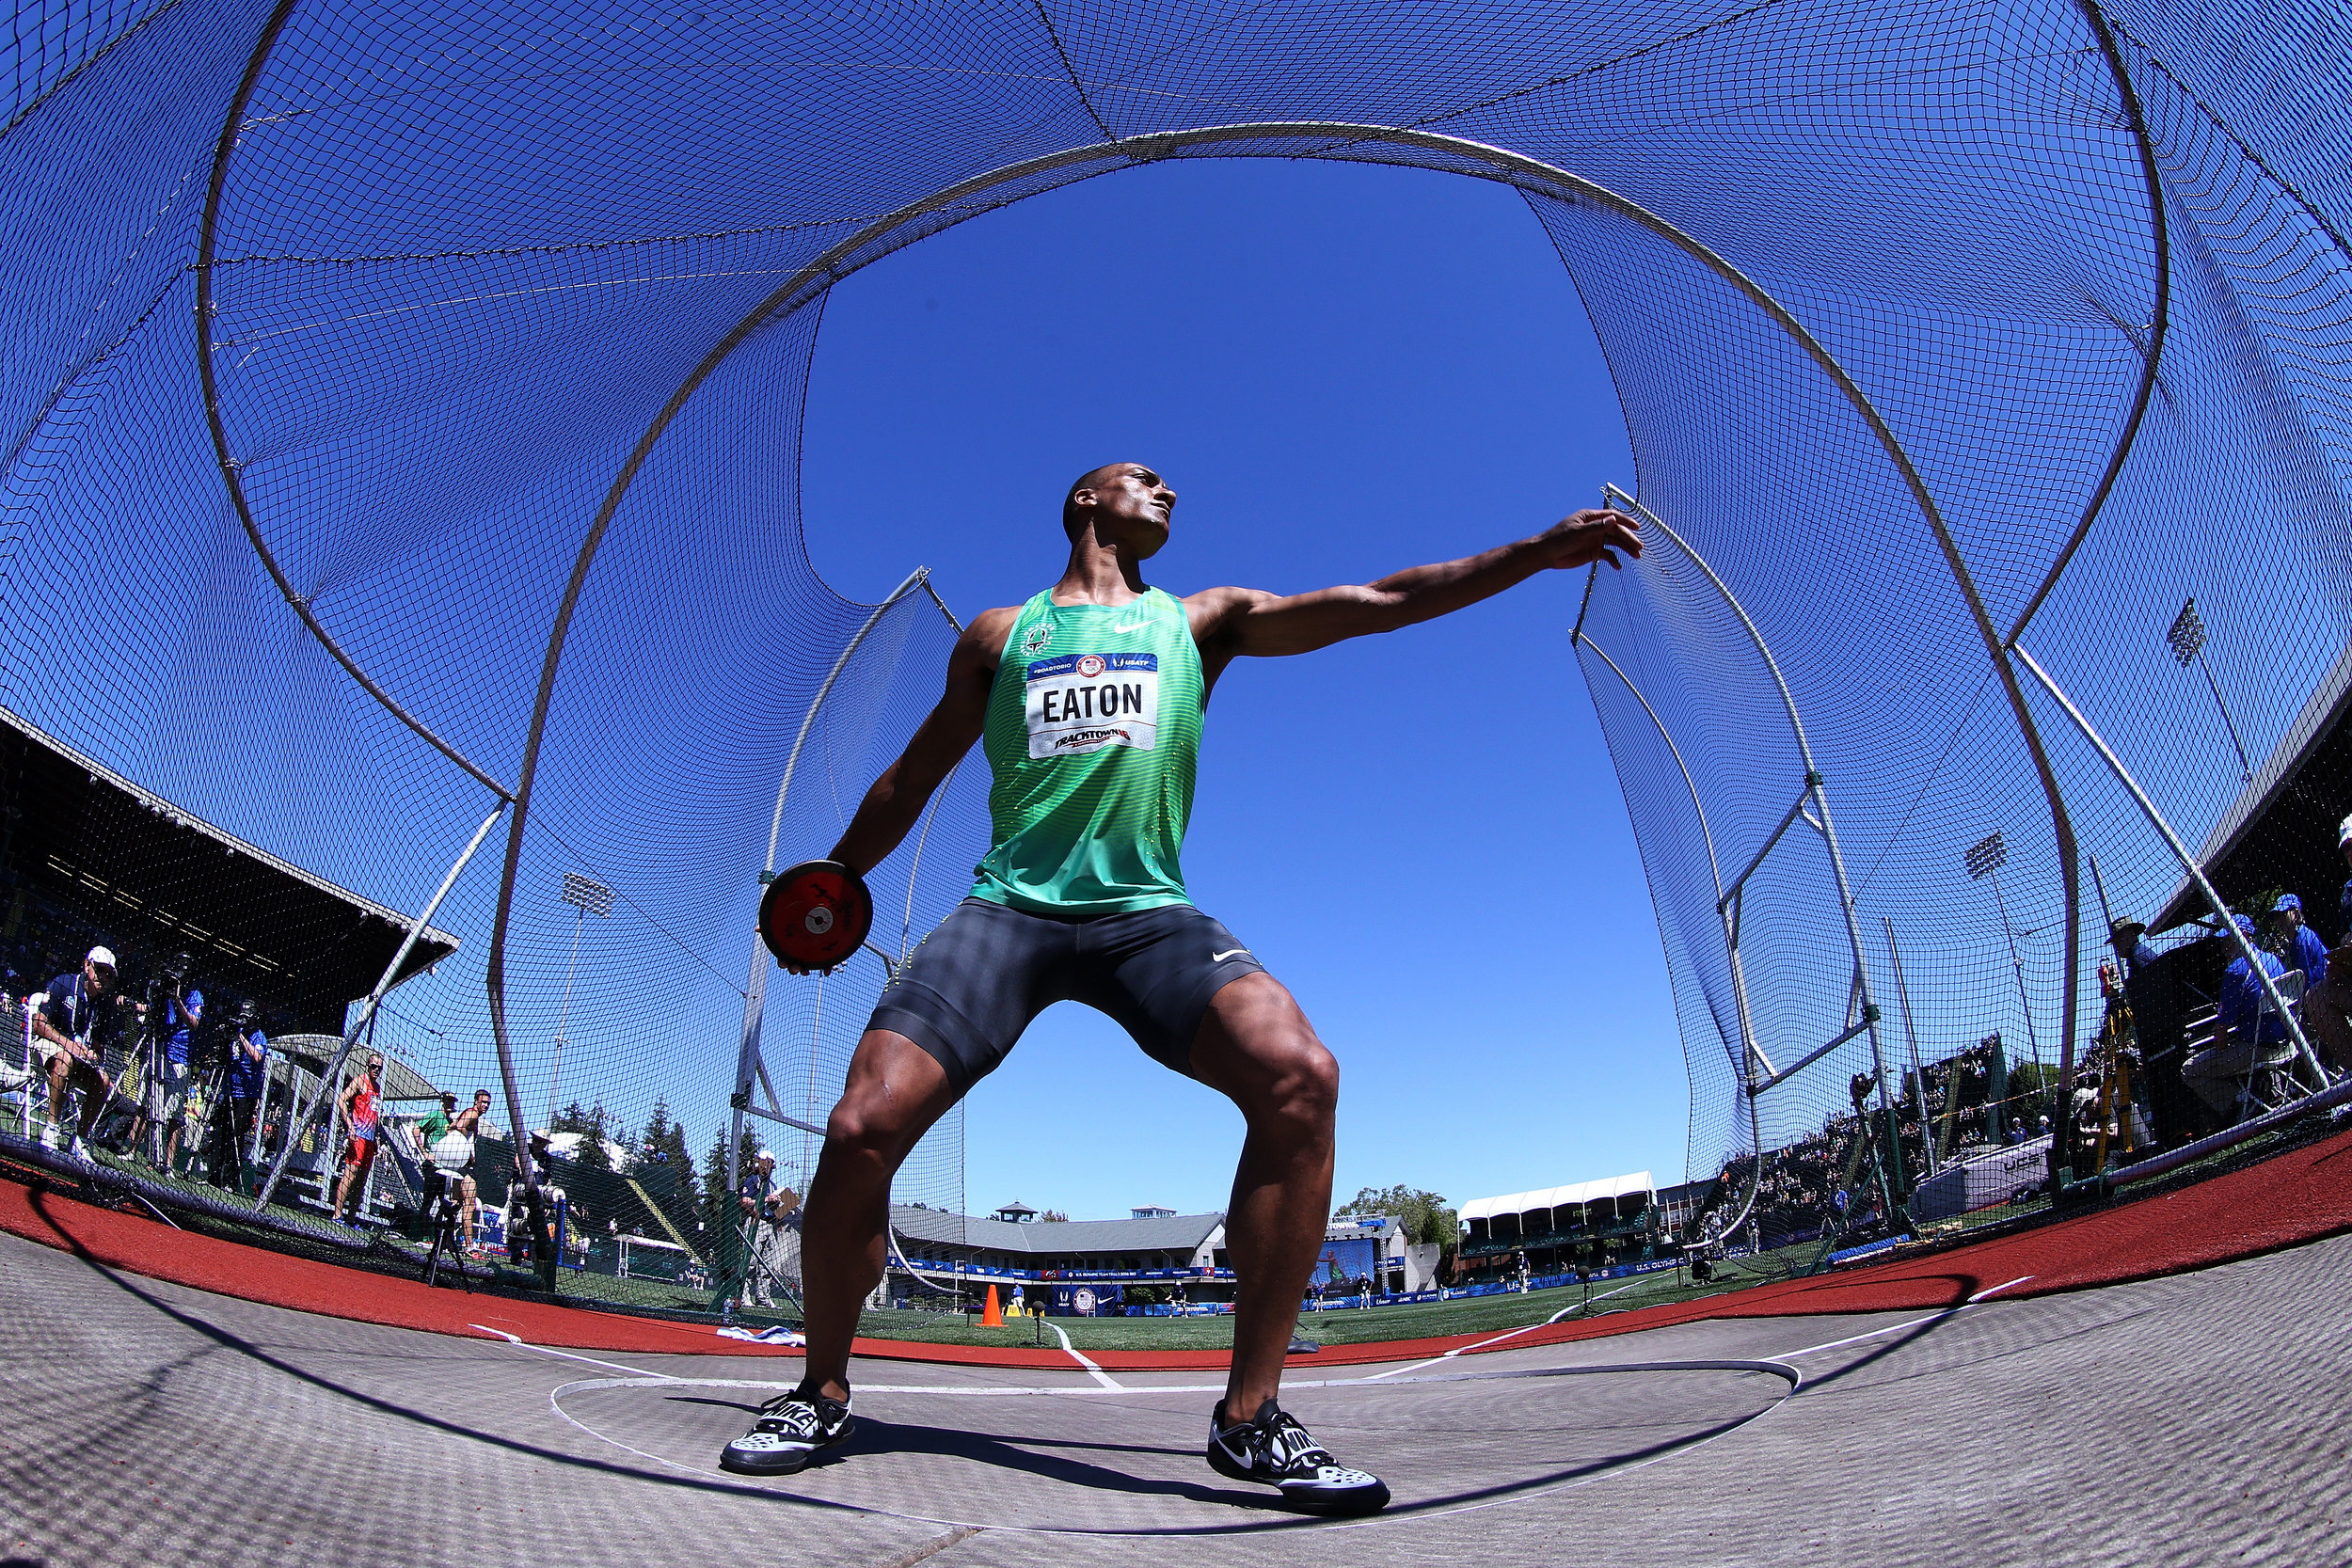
[758, 860, 873, 974]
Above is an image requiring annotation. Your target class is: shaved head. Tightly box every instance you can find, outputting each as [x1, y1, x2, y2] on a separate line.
[1062, 463, 1131, 539]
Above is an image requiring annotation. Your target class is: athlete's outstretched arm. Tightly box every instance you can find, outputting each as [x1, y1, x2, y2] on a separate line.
[823, 606, 1015, 877]
[1189, 508, 1640, 660]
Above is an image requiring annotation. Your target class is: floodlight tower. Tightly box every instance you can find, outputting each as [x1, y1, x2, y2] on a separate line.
[1965, 830, 2043, 1109]
[545, 872, 614, 1129]
[2167, 598, 2253, 784]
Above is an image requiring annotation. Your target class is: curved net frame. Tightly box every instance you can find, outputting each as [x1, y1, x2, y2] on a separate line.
[4, 0, 2346, 1273]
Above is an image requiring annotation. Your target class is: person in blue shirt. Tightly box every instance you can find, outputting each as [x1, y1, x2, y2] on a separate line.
[2274, 895, 2328, 987]
[149, 974, 202, 1174]
[33, 946, 126, 1159]
[2306, 816, 2352, 1075]
[2339, 813, 2352, 943]
[2182, 915, 2290, 1122]
[209, 999, 267, 1192]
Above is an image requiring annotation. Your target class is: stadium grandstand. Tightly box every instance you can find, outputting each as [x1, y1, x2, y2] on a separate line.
[884, 1204, 1230, 1315]
[1459, 1172, 1664, 1282]
[0, 705, 456, 1034]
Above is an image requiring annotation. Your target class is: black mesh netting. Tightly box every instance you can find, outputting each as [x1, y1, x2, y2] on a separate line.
[2, 0, 2346, 1290]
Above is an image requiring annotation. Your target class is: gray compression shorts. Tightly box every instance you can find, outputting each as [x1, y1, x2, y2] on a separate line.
[868, 896, 1268, 1095]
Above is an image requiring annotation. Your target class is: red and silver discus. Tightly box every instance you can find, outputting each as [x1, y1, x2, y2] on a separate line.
[757, 860, 874, 974]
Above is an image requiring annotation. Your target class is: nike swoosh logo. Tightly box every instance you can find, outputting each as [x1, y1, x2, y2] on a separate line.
[1212, 949, 1250, 962]
[1111, 619, 1149, 633]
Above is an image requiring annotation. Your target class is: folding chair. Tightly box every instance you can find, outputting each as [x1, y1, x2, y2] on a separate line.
[2236, 969, 2309, 1118]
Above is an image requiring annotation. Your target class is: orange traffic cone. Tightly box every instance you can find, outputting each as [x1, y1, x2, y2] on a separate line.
[981, 1283, 1004, 1327]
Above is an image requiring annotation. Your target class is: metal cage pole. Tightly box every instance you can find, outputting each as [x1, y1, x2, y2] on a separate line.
[718, 568, 945, 1301]
[1608, 486, 1910, 1204]
[1574, 628, 1769, 1236]
[2009, 641, 2324, 1085]
[1883, 916, 1939, 1178]
[254, 801, 506, 1212]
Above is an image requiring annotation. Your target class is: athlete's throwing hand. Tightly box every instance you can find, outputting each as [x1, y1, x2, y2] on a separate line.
[1532, 507, 1643, 571]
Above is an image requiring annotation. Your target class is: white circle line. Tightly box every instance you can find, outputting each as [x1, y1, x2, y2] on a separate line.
[544, 1357, 1796, 1537]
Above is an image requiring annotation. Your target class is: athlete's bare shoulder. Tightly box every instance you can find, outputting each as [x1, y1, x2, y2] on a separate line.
[1180, 586, 1275, 651]
[961, 604, 1023, 670]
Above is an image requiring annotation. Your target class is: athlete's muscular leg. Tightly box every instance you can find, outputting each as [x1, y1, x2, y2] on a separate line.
[796, 1029, 959, 1402]
[1188, 972, 1340, 1423]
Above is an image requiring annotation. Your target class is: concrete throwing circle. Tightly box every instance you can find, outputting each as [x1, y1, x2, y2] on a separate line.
[549, 1360, 1794, 1534]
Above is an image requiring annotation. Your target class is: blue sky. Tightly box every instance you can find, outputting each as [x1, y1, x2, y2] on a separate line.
[796, 156, 1684, 1220]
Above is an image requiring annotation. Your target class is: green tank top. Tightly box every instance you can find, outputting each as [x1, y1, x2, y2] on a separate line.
[971, 586, 1203, 915]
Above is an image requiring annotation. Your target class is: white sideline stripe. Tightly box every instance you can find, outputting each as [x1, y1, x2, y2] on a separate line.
[1050, 1323, 1123, 1389]
[1359, 1278, 1651, 1382]
[1772, 1275, 2036, 1361]
[469, 1324, 676, 1381]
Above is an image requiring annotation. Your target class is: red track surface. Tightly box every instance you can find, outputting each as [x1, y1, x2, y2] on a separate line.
[8, 1125, 2350, 1370]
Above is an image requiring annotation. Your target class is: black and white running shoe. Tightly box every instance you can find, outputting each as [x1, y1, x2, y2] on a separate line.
[1206, 1398, 1391, 1514]
[720, 1389, 855, 1476]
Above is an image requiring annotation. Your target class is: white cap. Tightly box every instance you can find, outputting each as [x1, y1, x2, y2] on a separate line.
[2339, 812, 2352, 847]
[755, 1147, 775, 1163]
[86, 945, 117, 970]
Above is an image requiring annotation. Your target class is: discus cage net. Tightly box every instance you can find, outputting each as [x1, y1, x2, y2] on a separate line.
[0, 0, 2344, 1311]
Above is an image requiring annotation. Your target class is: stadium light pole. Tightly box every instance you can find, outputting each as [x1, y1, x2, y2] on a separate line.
[1965, 831, 2045, 1100]
[2166, 598, 2253, 784]
[545, 872, 613, 1131]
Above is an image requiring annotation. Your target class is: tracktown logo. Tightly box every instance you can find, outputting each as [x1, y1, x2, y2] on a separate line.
[1054, 727, 1132, 750]
[1022, 622, 1055, 655]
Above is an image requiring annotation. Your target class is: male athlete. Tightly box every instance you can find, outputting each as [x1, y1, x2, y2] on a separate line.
[722, 464, 1640, 1511]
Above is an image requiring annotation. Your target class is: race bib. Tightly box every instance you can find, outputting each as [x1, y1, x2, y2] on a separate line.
[1024, 651, 1158, 758]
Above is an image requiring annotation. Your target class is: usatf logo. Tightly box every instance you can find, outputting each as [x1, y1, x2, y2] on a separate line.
[1022, 622, 1054, 655]
[1074, 654, 1106, 678]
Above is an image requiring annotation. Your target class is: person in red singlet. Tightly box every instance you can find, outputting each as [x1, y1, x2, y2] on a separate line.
[331, 1053, 385, 1227]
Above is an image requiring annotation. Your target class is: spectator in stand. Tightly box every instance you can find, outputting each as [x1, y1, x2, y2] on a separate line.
[2302, 818, 2352, 1073]
[753, 1180, 803, 1309]
[2342, 813, 2352, 942]
[416, 1090, 456, 1153]
[0, 978, 31, 1098]
[211, 1000, 268, 1193]
[2273, 895, 2328, 990]
[2183, 916, 2289, 1120]
[32, 947, 125, 1159]
[329, 1053, 385, 1226]
[738, 1148, 779, 1308]
[452, 1089, 492, 1254]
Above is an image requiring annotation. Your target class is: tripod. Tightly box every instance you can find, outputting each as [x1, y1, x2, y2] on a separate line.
[1803, 1074, 1902, 1275]
[733, 1213, 804, 1317]
[421, 1169, 472, 1291]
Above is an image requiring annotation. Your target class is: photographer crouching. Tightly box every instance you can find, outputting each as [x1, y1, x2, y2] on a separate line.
[30, 946, 130, 1160]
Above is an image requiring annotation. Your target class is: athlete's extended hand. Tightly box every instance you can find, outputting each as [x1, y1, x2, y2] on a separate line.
[1531, 508, 1642, 571]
